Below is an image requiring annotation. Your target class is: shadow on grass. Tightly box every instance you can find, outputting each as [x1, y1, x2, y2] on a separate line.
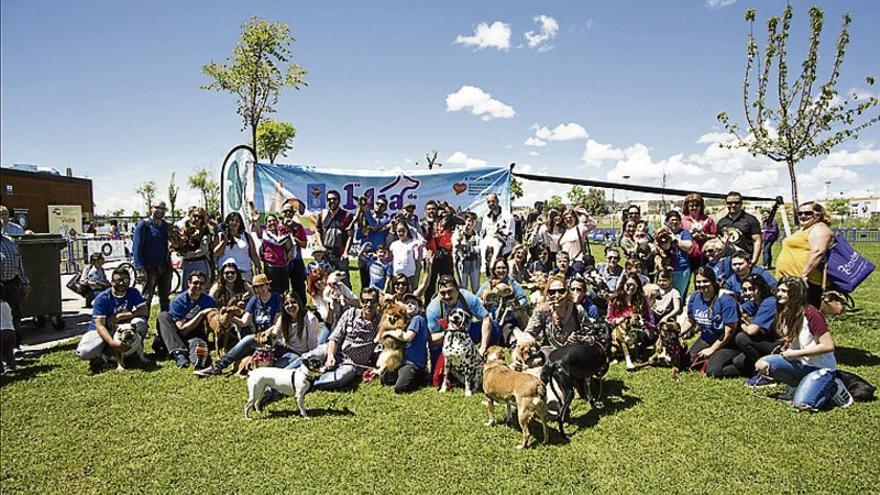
[0, 364, 58, 387]
[835, 346, 880, 367]
[267, 406, 356, 419]
[569, 379, 641, 431]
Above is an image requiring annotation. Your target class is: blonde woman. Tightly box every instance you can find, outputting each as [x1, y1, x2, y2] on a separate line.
[776, 202, 833, 307]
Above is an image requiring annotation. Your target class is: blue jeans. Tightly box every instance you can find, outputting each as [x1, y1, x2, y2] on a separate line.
[759, 354, 838, 410]
[283, 344, 359, 390]
[215, 334, 258, 370]
[317, 322, 331, 346]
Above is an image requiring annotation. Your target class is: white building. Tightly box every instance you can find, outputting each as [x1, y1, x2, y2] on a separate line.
[849, 197, 880, 219]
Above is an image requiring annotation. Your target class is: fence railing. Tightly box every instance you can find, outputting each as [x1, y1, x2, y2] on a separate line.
[831, 229, 880, 243]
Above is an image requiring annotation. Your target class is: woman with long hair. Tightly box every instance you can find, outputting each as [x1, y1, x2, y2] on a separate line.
[213, 211, 261, 283]
[507, 243, 531, 285]
[753, 277, 851, 410]
[654, 212, 694, 299]
[734, 274, 779, 376]
[273, 291, 320, 368]
[174, 206, 214, 288]
[607, 272, 655, 348]
[209, 260, 253, 308]
[776, 201, 834, 308]
[680, 267, 742, 378]
[533, 208, 564, 264]
[681, 193, 716, 270]
[524, 274, 596, 354]
[254, 212, 292, 296]
[388, 219, 422, 293]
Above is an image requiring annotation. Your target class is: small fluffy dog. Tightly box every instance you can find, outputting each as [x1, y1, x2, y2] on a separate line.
[110, 323, 149, 371]
[527, 272, 548, 306]
[481, 228, 509, 278]
[205, 306, 246, 358]
[374, 302, 411, 377]
[243, 355, 326, 419]
[627, 321, 686, 380]
[611, 314, 645, 370]
[482, 346, 549, 449]
[323, 271, 348, 324]
[439, 308, 483, 396]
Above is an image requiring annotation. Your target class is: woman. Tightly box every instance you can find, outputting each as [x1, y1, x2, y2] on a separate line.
[255, 213, 292, 295]
[527, 245, 553, 276]
[680, 267, 742, 378]
[558, 208, 594, 274]
[388, 219, 422, 293]
[760, 209, 779, 270]
[213, 211, 261, 283]
[174, 207, 214, 288]
[477, 258, 530, 345]
[452, 212, 481, 293]
[280, 202, 308, 303]
[240, 274, 282, 336]
[734, 274, 779, 376]
[652, 268, 682, 325]
[533, 208, 564, 264]
[524, 275, 597, 356]
[655, 212, 694, 299]
[618, 220, 638, 258]
[753, 277, 851, 410]
[606, 273, 654, 339]
[307, 268, 357, 333]
[81, 253, 111, 307]
[507, 244, 531, 285]
[776, 201, 833, 308]
[209, 260, 252, 308]
[681, 193, 716, 270]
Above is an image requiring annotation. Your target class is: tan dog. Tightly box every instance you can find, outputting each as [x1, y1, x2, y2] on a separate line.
[374, 302, 412, 377]
[627, 321, 685, 380]
[205, 306, 245, 358]
[231, 331, 275, 377]
[480, 279, 514, 307]
[482, 346, 550, 449]
[510, 329, 544, 379]
[611, 314, 644, 370]
[527, 272, 548, 306]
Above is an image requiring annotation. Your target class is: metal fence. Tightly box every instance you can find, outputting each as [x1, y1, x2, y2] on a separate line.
[832, 229, 880, 244]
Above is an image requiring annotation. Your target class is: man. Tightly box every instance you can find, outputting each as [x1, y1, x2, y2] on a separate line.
[716, 191, 762, 266]
[156, 271, 217, 368]
[280, 199, 308, 302]
[724, 251, 778, 300]
[75, 267, 149, 372]
[293, 287, 383, 390]
[569, 276, 601, 321]
[426, 275, 495, 360]
[0, 225, 30, 350]
[315, 190, 352, 287]
[0, 206, 25, 236]
[594, 247, 624, 293]
[132, 199, 172, 327]
[625, 205, 653, 235]
[349, 194, 389, 286]
[480, 193, 515, 262]
[526, 201, 544, 232]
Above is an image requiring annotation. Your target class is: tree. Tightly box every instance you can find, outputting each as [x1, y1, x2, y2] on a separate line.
[109, 208, 125, 217]
[546, 195, 563, 209]
[718, 6, 879, 215]
[256, 119, 297, 164]
[167, 172, 180, 222]
[134, 180, 157, 215]
[201, 17, 308, 160]
[583, 188, 610, 217]
[188, 167, 220, 217]
[510, 176, 523, 200]
[827, 197, 849, 217]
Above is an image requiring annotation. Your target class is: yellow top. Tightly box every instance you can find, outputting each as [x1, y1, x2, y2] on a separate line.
[776, 225, 824, 286]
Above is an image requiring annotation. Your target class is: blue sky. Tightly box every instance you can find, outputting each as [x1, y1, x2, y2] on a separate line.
[2, 0, 878, 213]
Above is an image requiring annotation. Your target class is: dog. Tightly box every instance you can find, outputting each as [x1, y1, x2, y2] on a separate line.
[110, 323, 150, 371]
[510, 329, 544, 379]
[205, 306, 246, 358]
[540, 341, 609, 440]
[374, 302, 411, 377]
[323, 271, 348, 325]
[627, 321, 686, 380]
[611, 314, 645, 370]
[231, 331, 275, 377]
[439, 308, 483, 396]
[482, 346, 550, 449]
[481, 226, 509, 278]
[243, 355, 326, 420]
[527, 272, 548, 306]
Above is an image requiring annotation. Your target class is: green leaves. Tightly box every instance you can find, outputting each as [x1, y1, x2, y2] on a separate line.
[188, 167, 220, 217]
[256, 119, 297, 164]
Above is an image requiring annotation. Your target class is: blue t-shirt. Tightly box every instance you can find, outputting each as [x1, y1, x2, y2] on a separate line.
[360, 256, 393, 290]
[742, 296, 777, 334]
[707, 257, 733, 286]
[724, 266, 778, 300]
[88, 287, 146, 332]
[246, 292, 282, 332]
[580, 299, 601, 321]
[132, 218, 170, 269]
[426, 289, 489, 333]
[671, 229, 693, 272]
[687, 292, 739, 344]
[169, 291, 217, 322]
[403, 315, 429, 369]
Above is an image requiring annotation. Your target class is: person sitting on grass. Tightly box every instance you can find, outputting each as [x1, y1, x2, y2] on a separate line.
[652, 268, 682, 325]
[735, 274, 779, 378]
[240, 274, 282, 337]
[209, 260, 253, 309]
[156, 271, 217, 368]
[606, 272, 655, 346]
[426, 275, 495, 363]
[568, 275, 601, 321]
[75, 267, 149, 372]
[477, 257, 530, 347]
[358, 242, 393, 292]
[724, 251, 778, 301]
[751, 277, 852, 410]
[380, 293, 430, 394]
[679, 267, 742, 378]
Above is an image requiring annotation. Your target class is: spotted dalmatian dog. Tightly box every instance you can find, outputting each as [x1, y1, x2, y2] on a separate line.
[439, 308, 484, 396]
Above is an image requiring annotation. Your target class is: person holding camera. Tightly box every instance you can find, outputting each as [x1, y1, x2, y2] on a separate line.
[315, 190, 352, 288]
[348, 194, 389, 288]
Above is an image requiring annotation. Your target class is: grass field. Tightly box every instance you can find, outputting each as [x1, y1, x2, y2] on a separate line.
[2, 245, 879, 494]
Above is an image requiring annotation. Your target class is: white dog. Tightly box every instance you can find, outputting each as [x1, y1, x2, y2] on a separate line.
[111, 323, 149, 372]
[243, 355, 325, 420]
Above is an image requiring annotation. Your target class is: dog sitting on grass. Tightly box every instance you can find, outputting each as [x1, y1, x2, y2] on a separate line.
[374, 301, 411, 378]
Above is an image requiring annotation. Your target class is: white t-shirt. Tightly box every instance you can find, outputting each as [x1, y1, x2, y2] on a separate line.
[1, 301, 14, 332]
[221, 232, 253, 272]
[389, 238, 420, 277]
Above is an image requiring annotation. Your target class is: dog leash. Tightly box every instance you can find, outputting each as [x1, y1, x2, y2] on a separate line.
[688, 355, 709, 373]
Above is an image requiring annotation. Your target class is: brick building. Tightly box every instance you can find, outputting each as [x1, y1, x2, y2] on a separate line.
[0, 166, 94, 233]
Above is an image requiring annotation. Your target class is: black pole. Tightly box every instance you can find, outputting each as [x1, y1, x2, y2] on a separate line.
[219, 144, 257, 220]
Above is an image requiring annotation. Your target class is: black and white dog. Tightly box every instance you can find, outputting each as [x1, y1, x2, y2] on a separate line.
[439, 308, 483, 396]
[243, 355, 325, 419]
[541, 341, 609, 440]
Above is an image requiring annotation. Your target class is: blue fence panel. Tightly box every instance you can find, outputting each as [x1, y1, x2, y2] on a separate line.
[832, 229, 880, 243]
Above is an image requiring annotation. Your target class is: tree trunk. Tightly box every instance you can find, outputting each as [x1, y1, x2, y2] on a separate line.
[788, 159, 800, 227]
[251, 125, 259, 162]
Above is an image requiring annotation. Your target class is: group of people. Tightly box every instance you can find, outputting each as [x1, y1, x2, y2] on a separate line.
[0, 188, 857, 412]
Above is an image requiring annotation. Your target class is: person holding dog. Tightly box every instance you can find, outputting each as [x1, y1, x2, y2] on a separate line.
[716, 191, 762, 266]
[209, 260, 253, 308]
[75, 267, 149, 373]
[477, 258, 531, 346]
[156, 271, 217, 368]
[680, 267, 743, 378]
[426, 275, 495, 363]
[379, 293, 430, 393]
[241, 274, 282, 335]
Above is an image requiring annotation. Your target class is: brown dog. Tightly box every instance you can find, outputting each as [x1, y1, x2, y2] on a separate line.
[374, 301, 412, 377]
[611, 314, 644, 370]
[230, 330, 275, 377]
[482, 346, 550, 449]
[205, 306, 246, 358]
[627, 321, 685, 380]
[510, 330, 544, 379]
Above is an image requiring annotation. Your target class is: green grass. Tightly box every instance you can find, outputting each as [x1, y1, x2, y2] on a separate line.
[2, 247, 880, 494]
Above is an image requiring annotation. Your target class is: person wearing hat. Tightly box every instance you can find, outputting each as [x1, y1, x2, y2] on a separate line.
[306, 243, 333, 276]
[380, 294, 429, 393]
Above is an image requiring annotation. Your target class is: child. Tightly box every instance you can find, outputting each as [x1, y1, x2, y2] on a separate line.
[1, 285, 16, 373]
[652, 268, 682, 324]
[306, 245, 333, 276]
[380, 293, 429, 393]
[358, 243, 393, 291]
[82, 253, 111, 308]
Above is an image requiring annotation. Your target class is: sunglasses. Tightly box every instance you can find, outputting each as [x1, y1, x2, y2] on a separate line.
[361, 298, 377, 305]
[547, 288, 567, 296]
[797, 211, 815, 217]
[190, 281, 205, 287]
[394, 281, 408, 286]
[726, 200, 742, 205]
[223, 271, 237, 276]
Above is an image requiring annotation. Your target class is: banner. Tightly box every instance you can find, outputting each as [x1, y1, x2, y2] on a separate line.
[48, 205, 83, 238]
[86, 239, 131, 262]
[222, 156, 512, 231]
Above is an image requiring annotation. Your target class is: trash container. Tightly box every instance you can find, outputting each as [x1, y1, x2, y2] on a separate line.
[15, 233, 67, 330]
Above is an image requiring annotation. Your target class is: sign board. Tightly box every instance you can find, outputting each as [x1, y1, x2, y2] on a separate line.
[48, 205, 83, 238]
[86, 239, 131, 261]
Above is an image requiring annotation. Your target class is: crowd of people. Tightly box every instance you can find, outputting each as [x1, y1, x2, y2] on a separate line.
[0, 189, 860, 412]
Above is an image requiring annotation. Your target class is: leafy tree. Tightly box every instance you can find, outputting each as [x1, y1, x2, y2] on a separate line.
[201, 17, 307, 160]
[188, 167, 220, 217]
[510, 176, 523, 200]
[827, 197, 849, 217]
[718, 6, 879, 215]
[134, 180, 157, 215]
[109, 208, 125, 217]
[167, 172, 180, 222]
[546, 195, 563, 209]
[131, 210, 141, 219]
[583, 188, 609, 217]
[567, 185, 588, 207]
[257, 119, 297, 164]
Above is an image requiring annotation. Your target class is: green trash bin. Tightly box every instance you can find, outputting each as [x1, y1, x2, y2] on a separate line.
[15, 233, 68, 331]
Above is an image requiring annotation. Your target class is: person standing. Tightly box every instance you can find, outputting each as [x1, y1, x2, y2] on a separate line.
[775, 202, 834, 308]
[760, 209, 780, 270]
[315, 190, 352, 288]
[132, 199, 172, 332]
[0, 206, 25, 236]
[0, 226, 29, 352]
[716, 191, 762, 266]
[480, 193, 515, 270]
[280, 200, 308, 304]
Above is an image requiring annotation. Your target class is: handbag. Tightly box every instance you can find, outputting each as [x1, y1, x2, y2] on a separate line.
[823, 235, 876, 293]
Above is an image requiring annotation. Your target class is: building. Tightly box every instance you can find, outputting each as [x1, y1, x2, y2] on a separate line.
[0, 166, 94, 233]
[849, 197, 880, 219]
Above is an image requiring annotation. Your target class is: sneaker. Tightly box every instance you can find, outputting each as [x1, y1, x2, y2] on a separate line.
[173, 351, 190, 369]
[830, 378, 854, 408]
[193, 364, 222, 378]
[745, 373, 777, 389]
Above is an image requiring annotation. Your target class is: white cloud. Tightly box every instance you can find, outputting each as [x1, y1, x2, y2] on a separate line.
[850, 87, 879, 100]
[528, 151, 540, 156]
[606, 144, 706, 180]
[806, 165, 859, 182]
[446, 85, 516, 121]
[447, 151, 488, 169]
[817, 147, 880, 168]
[705, 0, 736, 9]
[580, 139, 625, 167]
[454, 21, 512, 51]
[696, 131, 736, 144]
[524, 15, 559, 51]
[524, 137, 546, 147]
[533, 123, 588, 142]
